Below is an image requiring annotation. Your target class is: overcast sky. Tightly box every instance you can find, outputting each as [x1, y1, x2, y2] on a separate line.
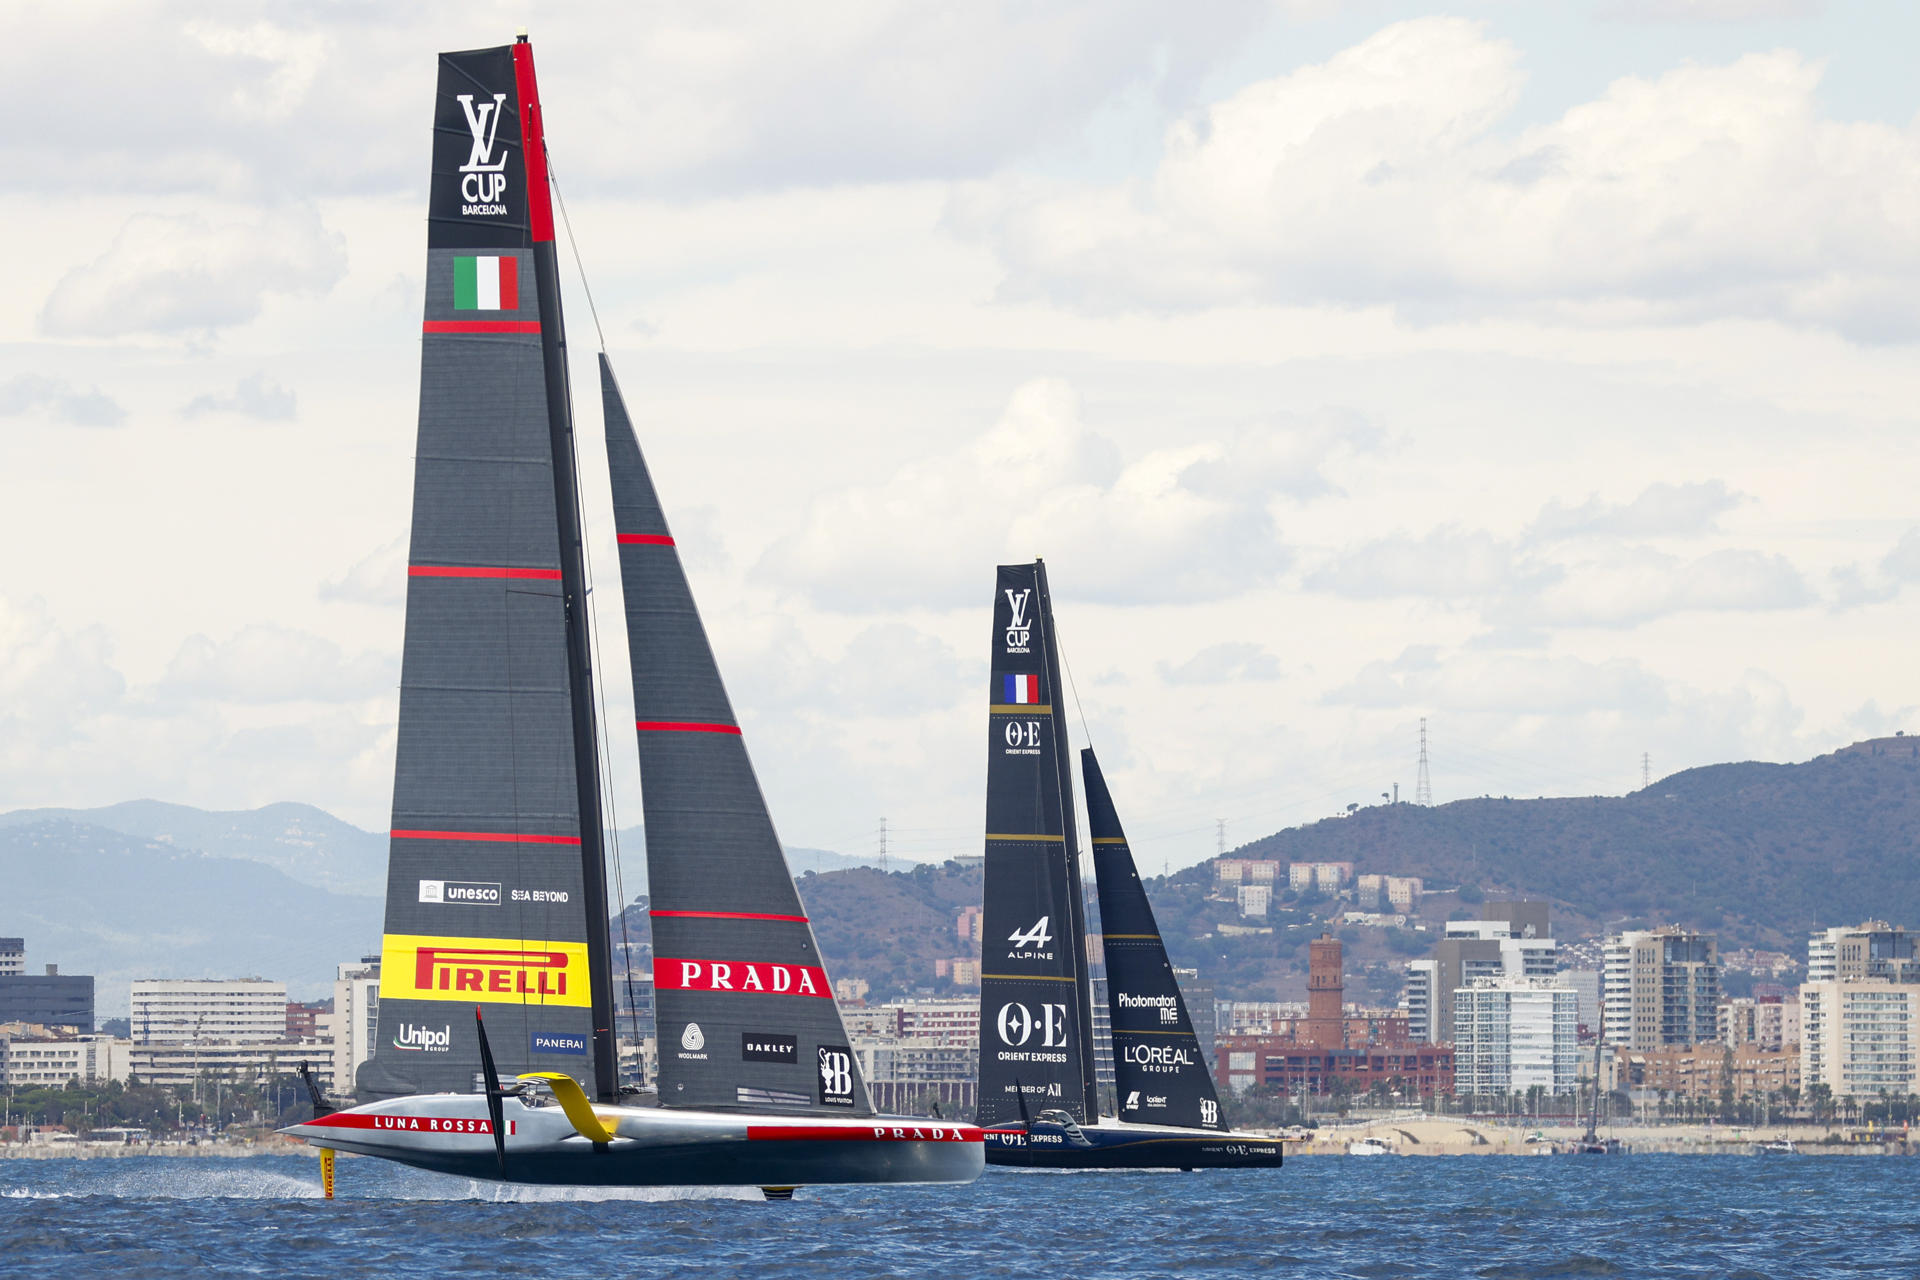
[4, 0, 1917, 872]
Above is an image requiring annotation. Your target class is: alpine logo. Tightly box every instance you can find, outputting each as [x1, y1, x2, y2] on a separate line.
[742, 1033, 798, 1064]
[1003, 588, 1032, 653]
[995, 1001, 1069, 1049]
[1125, 1090, 1140, 1110]
[1007, 916, 1054, 958]
[817, 1045, 855, 1107]
[656, 958, 832, 998]
[456, 92, 509, 215]
[391, 1022, 451, 1053]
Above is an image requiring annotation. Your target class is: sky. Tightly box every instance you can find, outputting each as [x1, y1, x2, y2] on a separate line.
[4, 0, 1919, 873]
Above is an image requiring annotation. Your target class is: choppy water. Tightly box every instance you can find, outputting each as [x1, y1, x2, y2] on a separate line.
[0, 1153, 1907, 1278]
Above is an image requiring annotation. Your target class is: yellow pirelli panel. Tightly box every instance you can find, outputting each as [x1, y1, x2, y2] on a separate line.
[379, 934, 592, 1007]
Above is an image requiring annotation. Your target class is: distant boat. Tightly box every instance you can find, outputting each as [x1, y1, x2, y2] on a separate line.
[1757, 1139, 1799, 1155]
[281, 35, 981, 1196]
[1347, 1137, 1394, 1156]
[973, 562, 1283, 1170]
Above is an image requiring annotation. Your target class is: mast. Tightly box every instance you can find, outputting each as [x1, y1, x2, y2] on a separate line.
[511, 36, 618, 1103]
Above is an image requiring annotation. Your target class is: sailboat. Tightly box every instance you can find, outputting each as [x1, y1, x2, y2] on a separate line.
[975, 562, 1283, 1169]
[280, 36, 982, 1193]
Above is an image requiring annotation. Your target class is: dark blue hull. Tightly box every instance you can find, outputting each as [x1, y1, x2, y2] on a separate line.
[984, 1124, 1284, 1170]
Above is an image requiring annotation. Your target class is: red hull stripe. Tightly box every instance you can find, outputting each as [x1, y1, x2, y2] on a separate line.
[512, 42, 555, 244]
[423, 320, 541, 334]
[650, 910, 810, 924]
[391, 829, 582, 846]
[636, 721, 742, 735]
[617, 534, 676, 546]
[748, 1124, 983, 1144]
[303, 1112, 515, 1135]
[408, 565, 562, 580]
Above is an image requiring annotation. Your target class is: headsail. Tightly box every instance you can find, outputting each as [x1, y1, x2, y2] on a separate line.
[976, 562, 1098, 1125]
[360, 40, 615, 1102]
[1082, 749, 1224, 1131]
[602, 355, 870, 1116]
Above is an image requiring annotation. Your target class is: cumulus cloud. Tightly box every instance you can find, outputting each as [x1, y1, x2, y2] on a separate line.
[159, 626, 396, 705]
[1830, 527, 1920, 609]
[40, 206, 346, 338]
[966, 17, 1920, 338]
[319, 537, 407, 609]
[0, 374, 124, 428]
[1160, 642, 1282, 685]
[1330, 648, 1671, 714]
[755, 378, 1313, 612]
[1529, 481, 1745, 543]
[183, 373, 297, 421]
[1306, 527, 1557, 600]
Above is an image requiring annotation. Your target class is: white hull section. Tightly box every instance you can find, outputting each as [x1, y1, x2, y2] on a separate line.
[283, 1093, 984, 1188]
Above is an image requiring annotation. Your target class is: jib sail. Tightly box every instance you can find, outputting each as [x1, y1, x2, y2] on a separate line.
[602, 355, 870, 1116]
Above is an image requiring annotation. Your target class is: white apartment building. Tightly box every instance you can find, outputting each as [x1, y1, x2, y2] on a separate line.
[0, 938, 23, 977]
[320, 957, 379, 1099]
[129, 1039, 333, 1090]
[0, 1027, 130, 1086]
[131, 979, 288, 1045]
[1602, 928, 1718, 1050]
[1404, 960, 1438, 1043]
[1237, 884, 1272, 918]
[1453, 978, 1579, 1097]
[1807, 923, 1920, 985]
[1801, 978, 1920, 1098]
[1720, 996, 1800, 1051]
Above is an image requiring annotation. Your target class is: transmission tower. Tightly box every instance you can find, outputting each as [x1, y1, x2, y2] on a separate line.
[1641, 753, 1650, 791]
[878, 816, 888, 874]
[1415, 717, 1432, 807]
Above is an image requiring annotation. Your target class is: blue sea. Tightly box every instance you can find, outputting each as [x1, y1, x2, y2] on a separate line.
[0, 1154, 1907, 1278]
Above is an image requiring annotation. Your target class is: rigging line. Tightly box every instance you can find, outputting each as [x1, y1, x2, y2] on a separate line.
[546, 147, 607, 354]
[1058, 633, 1094, 756]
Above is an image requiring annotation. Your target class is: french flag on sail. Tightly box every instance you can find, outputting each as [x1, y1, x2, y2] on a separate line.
[453, 255, 520, 311]
[1003, 674, 1040, 704]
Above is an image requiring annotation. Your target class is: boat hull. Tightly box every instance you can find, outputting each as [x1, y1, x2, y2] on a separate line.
[283, 1094, 984, 1187]
[983, 1120, 1283, 1170]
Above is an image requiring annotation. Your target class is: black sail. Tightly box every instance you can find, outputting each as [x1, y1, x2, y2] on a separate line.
[976, 563, 1097, 1125]
[360, 41, 614, 1102]
[1082, 749, 1224, 1131]
[603, 356, 870, 1116]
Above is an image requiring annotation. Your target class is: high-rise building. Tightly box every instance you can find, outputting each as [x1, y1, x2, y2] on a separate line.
[0, 938, 23, 977]
[0, 953, 95, 1033]
[130, 979, 289, 1044]
[318, 956, 380, 1097]
[1406, 902, 1556, 1044]
[1720, 994, 1798, 1051]
[1452, 977, 1579, 1097]
[1601, 928, 1719, 1049]
[1807, 922, 1920, 985]
[1800, 978, 1920, 1098]
[1404, 960, 1438, 1043]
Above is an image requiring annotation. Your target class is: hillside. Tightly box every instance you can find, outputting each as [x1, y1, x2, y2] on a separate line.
[0, 820, 382, 1015]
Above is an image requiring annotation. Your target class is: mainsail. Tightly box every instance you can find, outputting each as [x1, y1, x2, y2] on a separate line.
[360, 40, 615, 1102]
[603, 356, 871, 1116]
[976, 562, 1098, 1125]
[1082, 749, 1224, 1131]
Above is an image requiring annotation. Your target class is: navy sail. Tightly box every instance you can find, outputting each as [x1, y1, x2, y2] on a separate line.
[1082, 749, 1224, 1131]
[976, 562, 1097, 1126]
[361, 41, 614, 1102]
[603, 356, 870, 1117]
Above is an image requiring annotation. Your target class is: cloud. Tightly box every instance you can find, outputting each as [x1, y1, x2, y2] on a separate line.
[1306, 527, 1557, 600]
[1529, 481, 1746, 542]
[756, 378, 1307, 612]
[1329, 648, 1671, 714]
[159, 626, 396, 705]
[1830, 527, 1920, 609]
[1160, 642, 1282, 685]
[183, 374, 297, 421]
[1599, 0, 1820, 19]
[39, 206, 346, 338]
[319, 537, 407, 609]
[965, 17, 1920, 338]
[0, 374, 124, 428]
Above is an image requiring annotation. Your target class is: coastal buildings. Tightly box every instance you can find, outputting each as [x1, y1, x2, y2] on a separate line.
[1602, 928, 1719, 1050]
[1622, 1043, 1800, 1102]
[0, 1024, 130, 1086]
[1451, 977, 1580, 1098]
[0, 941, 94, 1032]
[1807, 922, 1920, 984]
[1403, 903, 1556, 1045]
[842, 996, 979, 1115]
[320, 956, 380, 1098]
[1800, 978, 1920, 1098]
[130, 979, 288, 1044]
[1720, 994, 1800, 1051]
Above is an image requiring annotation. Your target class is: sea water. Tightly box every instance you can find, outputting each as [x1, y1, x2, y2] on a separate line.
[0, 1154, 1907, 1278]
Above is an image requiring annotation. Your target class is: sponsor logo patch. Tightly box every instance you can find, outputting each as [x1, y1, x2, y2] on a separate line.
[1006, 916, 1054, 960]
[391, 1022, 451, 1053]
[510, 888, 570, 904]
[378, 934, 591, 1007]
[456, 92, 509, 216]
[1003, 588, 1032, 654]
[817, 1045, 855, 1107]
[1117, 991, 1181, 1024]
[530, 1031, 588, 1056]
[418, 880, 502, 906]
[1122, 1042, 1196, 1071]
[742, 1033, 798, 1064]
[677, 1022, 708, 1061]
[1001, 719, 1043, 757]
[655, 958, 832, 998]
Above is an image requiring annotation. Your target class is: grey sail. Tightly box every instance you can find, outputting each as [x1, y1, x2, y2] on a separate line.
[602, 355, 870, 1116]
[975, 562, 1098, 1126]
[359, 42, 613, 1102]
[1082, 748, 1224, 1131]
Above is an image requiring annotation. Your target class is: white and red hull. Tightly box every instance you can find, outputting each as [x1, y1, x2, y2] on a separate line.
[283, 1093, 984, 1188]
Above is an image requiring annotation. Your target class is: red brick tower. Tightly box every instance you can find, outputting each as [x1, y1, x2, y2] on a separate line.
[1306, 933, 1344, 1049]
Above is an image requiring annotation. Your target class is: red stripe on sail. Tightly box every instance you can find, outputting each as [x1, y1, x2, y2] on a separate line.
[650, 910, 810, 924]
[498, 256, 519, 311]
[391, 829, 582, 845]
[512, 42, 555, 244]
[747, 1124, 983, 1144]
[617, 534, 675, 546]
[423, 320, 541, 334]
[408, 565, 562, 580]
[636, 721, 742, 734]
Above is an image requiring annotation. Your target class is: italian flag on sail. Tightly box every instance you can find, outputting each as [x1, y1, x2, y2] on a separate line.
[453, 255, 520, 311]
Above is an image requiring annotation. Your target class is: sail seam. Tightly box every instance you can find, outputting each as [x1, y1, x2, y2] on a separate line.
[391, 829, 582, 845]
[985, 833, 1065, 842]
[408, 565, 563, 580]
[651, 910, 809, 923]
